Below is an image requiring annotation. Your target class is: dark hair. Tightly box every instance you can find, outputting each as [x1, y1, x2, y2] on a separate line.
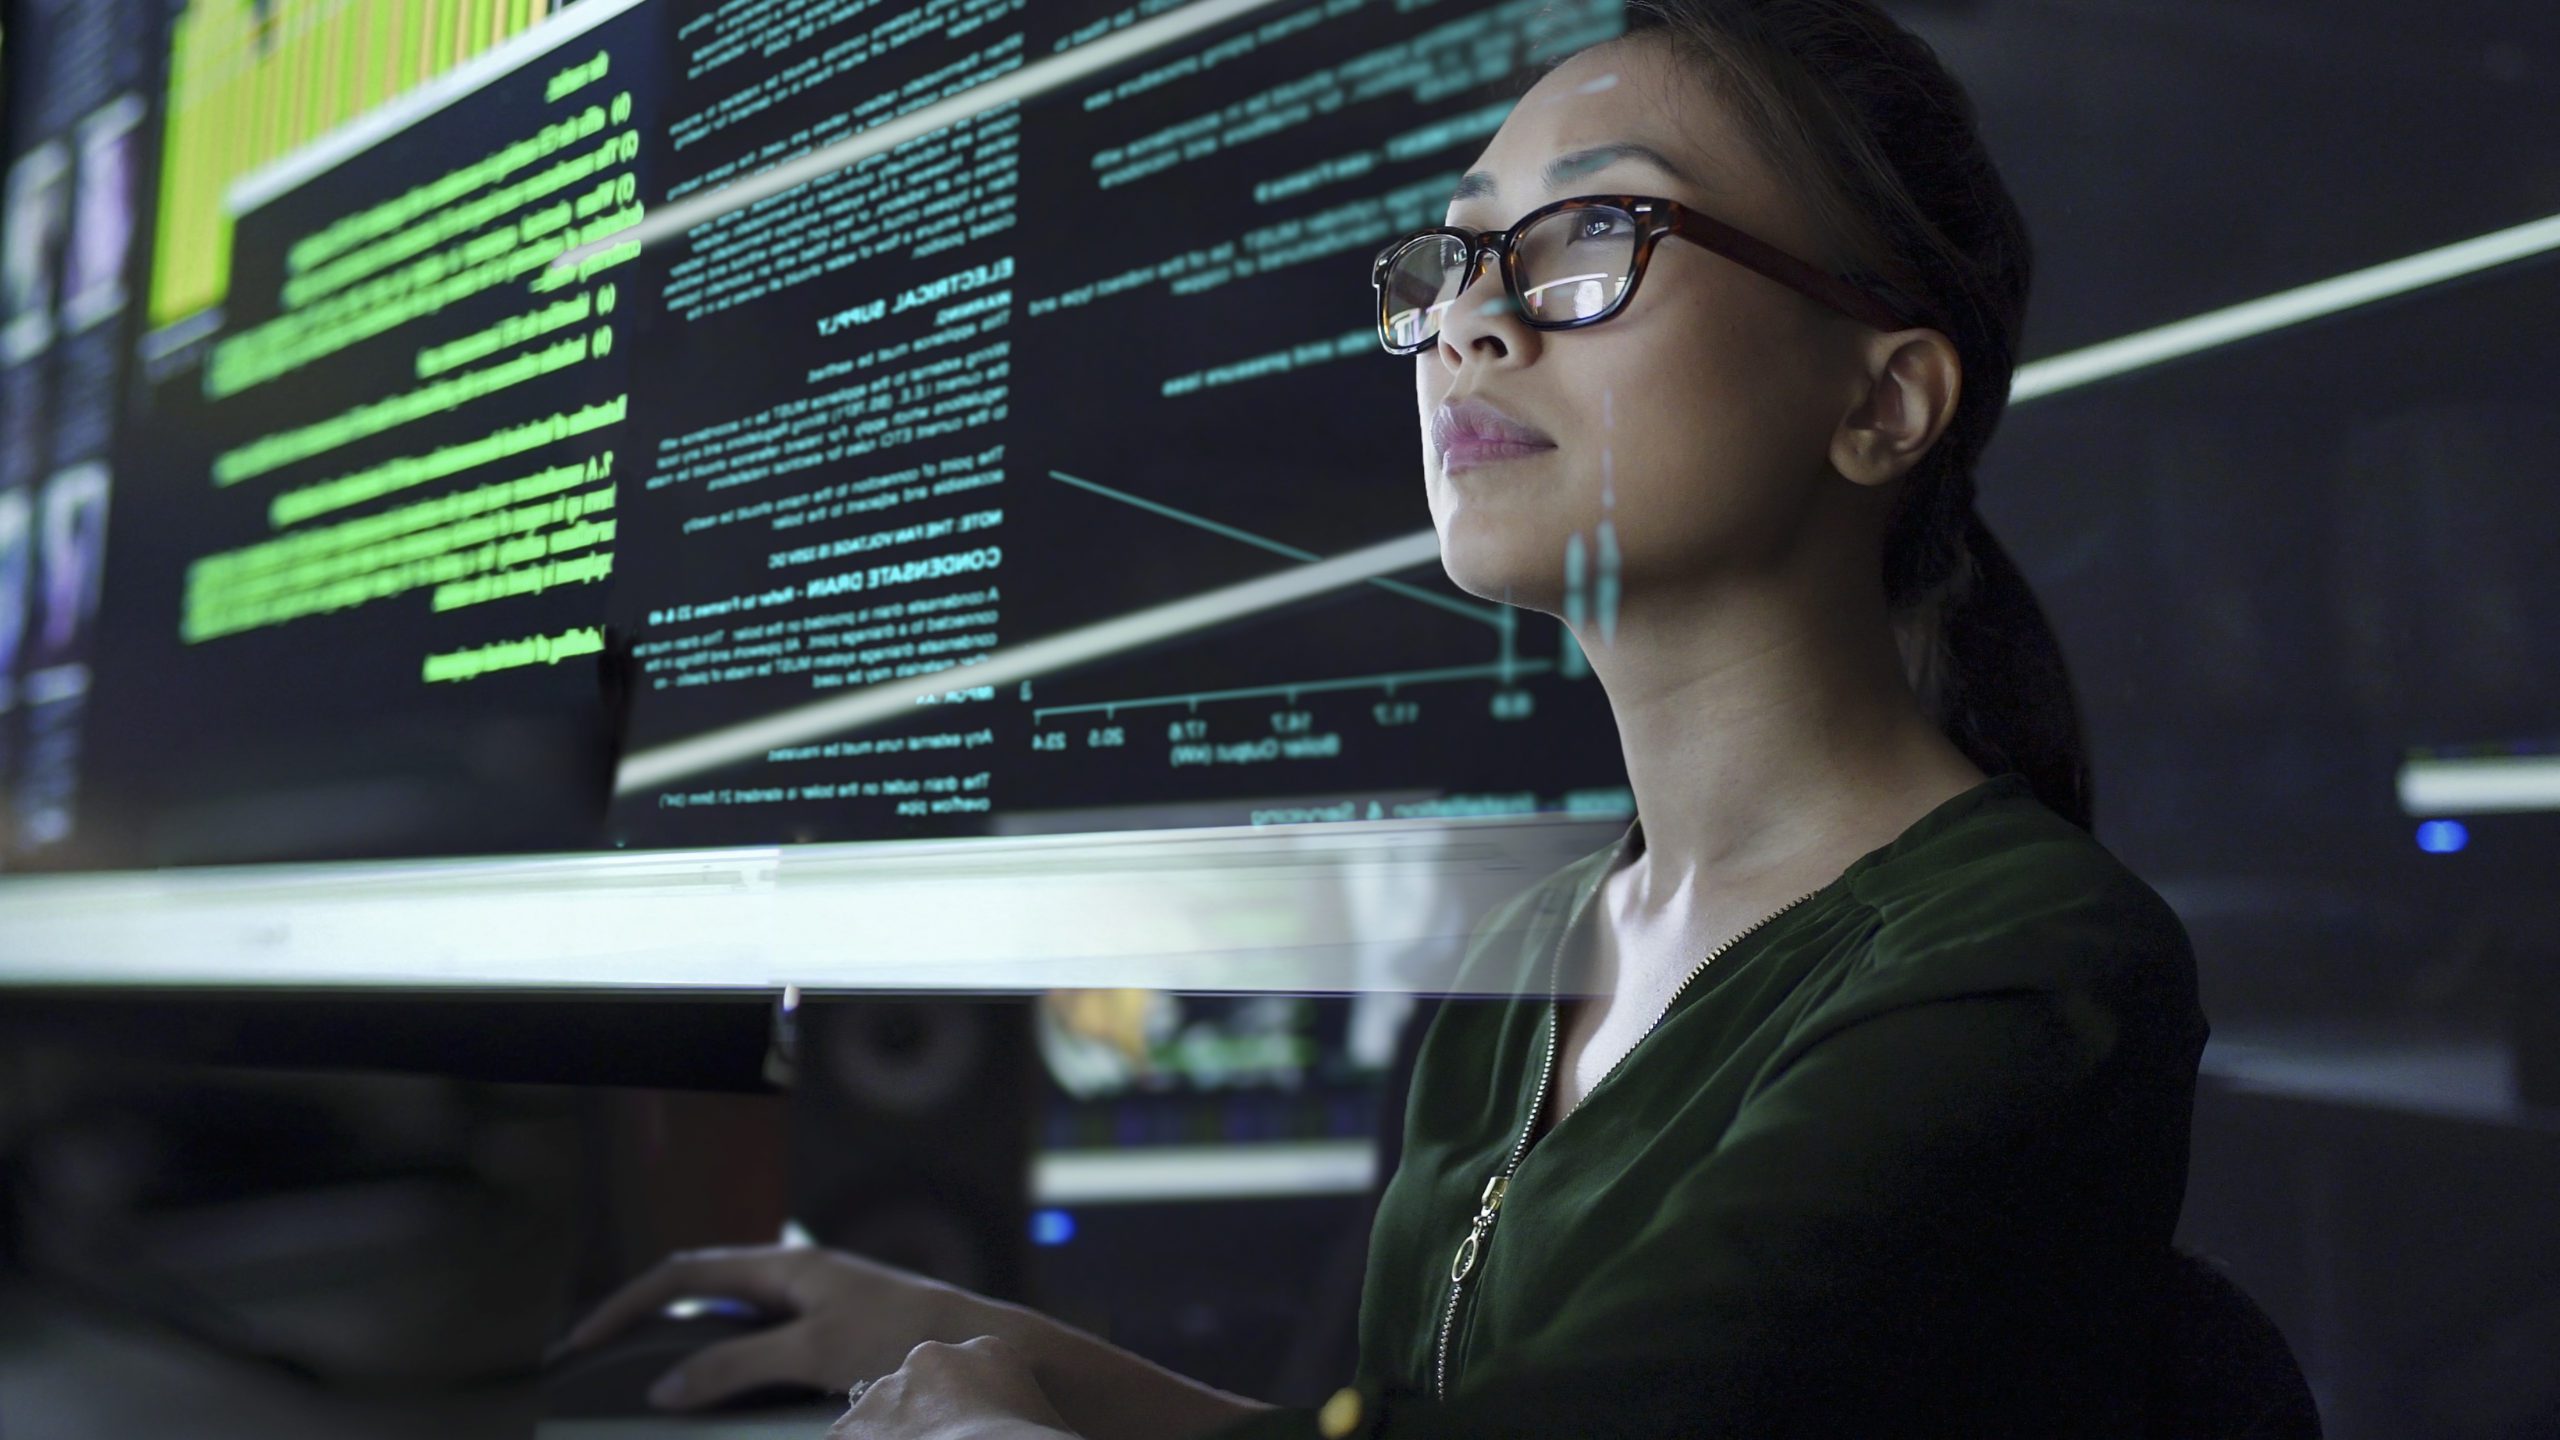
[1584, 0, 2093, 830]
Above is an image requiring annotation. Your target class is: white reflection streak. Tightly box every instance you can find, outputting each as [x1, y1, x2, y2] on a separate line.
[547, 0, 1298, 274]
[2010, 208, 2560, 399]
[2396, 753, 2560, 816]
[616, 531, 1444, 793]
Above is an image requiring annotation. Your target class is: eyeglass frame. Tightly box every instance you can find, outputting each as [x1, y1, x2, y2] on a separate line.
[1369, 193, 1920, 355]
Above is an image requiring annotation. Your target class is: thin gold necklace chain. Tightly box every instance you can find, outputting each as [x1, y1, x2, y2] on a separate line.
[1432, 869, 1830, 1399]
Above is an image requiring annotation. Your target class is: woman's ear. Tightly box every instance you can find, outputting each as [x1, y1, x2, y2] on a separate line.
[1830, 329, 1961, 488]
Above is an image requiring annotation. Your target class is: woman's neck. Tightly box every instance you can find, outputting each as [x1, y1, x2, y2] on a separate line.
[1572, 581, 1985, 907]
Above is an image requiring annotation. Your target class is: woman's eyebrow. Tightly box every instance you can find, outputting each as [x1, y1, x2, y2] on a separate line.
[1446, 141, 1706, 205]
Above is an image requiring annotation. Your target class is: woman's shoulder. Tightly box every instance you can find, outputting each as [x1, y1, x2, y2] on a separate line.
[1836, 776, 2201, 1027]
[1444, 776, 2201, 1017]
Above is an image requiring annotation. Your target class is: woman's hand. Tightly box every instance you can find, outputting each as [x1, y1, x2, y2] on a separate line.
[559, 1241, 1276, 1439]
[555, 1243, 984, 1411]
[827, 1335, 1077, 1440]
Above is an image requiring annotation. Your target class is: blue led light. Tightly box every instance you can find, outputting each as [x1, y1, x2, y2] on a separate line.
[2415, 819, 2468, 854]
[1031, 1208, 1076, 1246]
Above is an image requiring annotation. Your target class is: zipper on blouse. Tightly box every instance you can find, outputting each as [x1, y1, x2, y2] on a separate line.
[1430, 876, 1827, 1400]
[1447, 1174, 1510, 1284]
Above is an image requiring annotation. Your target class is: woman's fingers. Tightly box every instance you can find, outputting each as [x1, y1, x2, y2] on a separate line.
[645, 1325, 820, 1411]
[823, 1336, 1069, 1439]
[557, 1245, 806, 1353]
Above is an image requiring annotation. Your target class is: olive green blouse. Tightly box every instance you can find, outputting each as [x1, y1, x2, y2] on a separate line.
[1207, 771, 2209, 1440]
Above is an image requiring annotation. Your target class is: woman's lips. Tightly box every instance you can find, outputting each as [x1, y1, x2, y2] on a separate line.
[1441, 436, 1557, 471]
[1430, 398, 1555, 469]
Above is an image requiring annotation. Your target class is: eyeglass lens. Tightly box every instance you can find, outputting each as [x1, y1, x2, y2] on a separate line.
[1379, 206, 1639, 349]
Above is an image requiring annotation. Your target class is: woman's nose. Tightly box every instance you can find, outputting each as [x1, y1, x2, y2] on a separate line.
[1438, 257, 1529, 366]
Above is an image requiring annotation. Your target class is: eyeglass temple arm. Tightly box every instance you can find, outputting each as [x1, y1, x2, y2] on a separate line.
[1666, 207, 1916, 332]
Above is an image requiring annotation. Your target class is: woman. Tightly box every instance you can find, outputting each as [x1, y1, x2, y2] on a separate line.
[558, 2, 2208, 1435]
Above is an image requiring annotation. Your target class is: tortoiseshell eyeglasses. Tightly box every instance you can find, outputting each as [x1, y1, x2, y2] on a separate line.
[1371, 193, 1918, 354]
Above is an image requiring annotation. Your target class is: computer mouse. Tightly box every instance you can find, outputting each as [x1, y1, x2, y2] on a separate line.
[540, 1303, 842, 1418]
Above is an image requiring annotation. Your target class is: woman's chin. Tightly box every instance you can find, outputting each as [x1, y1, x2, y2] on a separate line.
[1431, 524, 1569, 613]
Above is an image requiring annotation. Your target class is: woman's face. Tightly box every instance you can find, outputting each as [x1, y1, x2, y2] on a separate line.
[1419, 39, 1873, 621]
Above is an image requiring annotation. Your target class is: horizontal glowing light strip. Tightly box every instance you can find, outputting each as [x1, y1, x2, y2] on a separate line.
[2199, 1032, 2526, 1128]
[2010, 209, 2560, 400]
[1031, 1140, 1376, 1203]
[2395, 753, 2560, 816]
[616, 530, 1442, 793]
[0, 810, 1622, 992]
[546, 0, 1296, 275]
